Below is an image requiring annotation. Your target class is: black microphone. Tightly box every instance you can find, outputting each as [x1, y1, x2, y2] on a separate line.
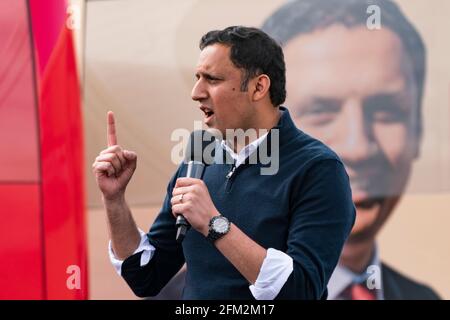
[176, 130, 216, 243]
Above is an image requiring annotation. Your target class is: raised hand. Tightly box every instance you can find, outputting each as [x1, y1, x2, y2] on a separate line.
[92, 111, 137, 201]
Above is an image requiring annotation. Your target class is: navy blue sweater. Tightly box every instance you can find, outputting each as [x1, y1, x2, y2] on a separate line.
[121, 107, 355, 299]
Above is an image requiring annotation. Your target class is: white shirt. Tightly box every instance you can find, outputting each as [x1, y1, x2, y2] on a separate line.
[109, 133, 293, 300]
[327, 246, 384, 300]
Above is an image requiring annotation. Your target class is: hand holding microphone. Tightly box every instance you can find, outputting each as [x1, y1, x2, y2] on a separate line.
[171, 130, 217, 242]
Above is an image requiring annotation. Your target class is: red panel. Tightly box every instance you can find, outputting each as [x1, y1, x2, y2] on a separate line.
[28, 0, 66, 76]
[0, 184, 43, 299]
[0, 0, 87, 299]
[0, 0, 40, 182]
[29, 0, 88, 299]
[39, 28, 88, 298]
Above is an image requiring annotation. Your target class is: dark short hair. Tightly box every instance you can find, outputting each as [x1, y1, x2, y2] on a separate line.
[261, 0, 426, 137]
[199, 26, 286, 107]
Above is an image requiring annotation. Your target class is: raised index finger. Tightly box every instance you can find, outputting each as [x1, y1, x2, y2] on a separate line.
[107, 111, 117, 147]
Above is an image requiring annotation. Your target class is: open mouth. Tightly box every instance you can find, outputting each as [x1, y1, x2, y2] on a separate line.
[200, 106, 214, 123]
[205, 110, 214, 118]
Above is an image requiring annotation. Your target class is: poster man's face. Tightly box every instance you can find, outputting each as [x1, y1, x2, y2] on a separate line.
[284, 25, 420, 241]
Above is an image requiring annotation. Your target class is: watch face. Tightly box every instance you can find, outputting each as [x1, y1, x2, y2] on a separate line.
[213, 218, 229, 233]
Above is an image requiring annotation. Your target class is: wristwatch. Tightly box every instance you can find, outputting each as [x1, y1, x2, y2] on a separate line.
[206, 215, 230, 243]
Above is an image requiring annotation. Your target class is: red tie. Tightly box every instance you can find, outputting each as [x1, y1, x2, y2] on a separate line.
[350, 283, 377, 300]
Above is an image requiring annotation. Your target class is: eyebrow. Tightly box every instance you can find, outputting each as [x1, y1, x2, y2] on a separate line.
[364, 93, 411, 111]
[304, 91, 410, 108]
[195, 71, 224, 80]
[299, 97, 342, 111]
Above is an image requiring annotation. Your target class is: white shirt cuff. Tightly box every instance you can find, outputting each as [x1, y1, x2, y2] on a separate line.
[249, 248, 293, 300]
[108, 229, 156, 276]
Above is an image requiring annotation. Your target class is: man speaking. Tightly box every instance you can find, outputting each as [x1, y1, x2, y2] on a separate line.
[92, 26, 355, 299]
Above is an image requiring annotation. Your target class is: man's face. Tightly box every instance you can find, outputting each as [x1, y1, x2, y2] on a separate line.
[191, 43, 256, 137]
[284, 25, 420, 242]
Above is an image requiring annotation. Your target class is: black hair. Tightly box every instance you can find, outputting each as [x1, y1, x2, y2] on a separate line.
[200, 26, 286, 107]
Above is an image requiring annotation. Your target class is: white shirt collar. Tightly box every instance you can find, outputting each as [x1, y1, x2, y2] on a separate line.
[220, 132, 269, 168]
[327, 245, 384, 300]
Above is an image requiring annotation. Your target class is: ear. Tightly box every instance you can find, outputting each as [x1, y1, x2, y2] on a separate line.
[251, 74, 271, 102]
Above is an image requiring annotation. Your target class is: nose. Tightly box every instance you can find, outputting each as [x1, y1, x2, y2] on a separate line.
[333, 99, 378, 164]
[191, 78, 208, 102]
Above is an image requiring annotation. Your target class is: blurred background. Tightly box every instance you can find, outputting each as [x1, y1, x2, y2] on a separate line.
[1, 0, 449, 299]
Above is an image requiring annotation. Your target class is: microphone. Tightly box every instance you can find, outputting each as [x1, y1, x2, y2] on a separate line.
[176, 130, 216, 243]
